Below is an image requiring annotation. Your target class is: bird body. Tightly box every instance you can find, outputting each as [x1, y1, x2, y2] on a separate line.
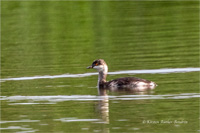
[87, 59, 157, 91]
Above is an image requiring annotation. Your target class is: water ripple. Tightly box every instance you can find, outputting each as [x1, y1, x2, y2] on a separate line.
[1, 93, 199, 105]
[0, 119, 40, 124]
[1, 68, 199, 82]
[54, 117, 100, 122]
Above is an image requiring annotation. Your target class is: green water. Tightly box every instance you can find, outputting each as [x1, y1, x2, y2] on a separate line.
[1, 1, 199, 133]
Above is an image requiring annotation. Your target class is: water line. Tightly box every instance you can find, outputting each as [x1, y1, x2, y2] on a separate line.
[1, 68, 200, 82]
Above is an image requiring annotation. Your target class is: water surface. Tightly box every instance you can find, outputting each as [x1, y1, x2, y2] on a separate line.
[1, 1, 199, 133]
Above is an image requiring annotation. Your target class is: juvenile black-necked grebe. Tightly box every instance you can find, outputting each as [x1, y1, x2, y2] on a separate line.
[87, 59, 157, 91]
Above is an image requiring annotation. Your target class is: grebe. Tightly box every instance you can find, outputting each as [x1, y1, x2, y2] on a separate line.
[87, 59, 157, 91]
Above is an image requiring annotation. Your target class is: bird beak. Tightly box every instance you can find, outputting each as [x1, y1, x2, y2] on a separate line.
[87, 66, 93, 69]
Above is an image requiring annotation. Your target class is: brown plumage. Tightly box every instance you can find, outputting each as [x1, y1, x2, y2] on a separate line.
[87, 59, 157, 91]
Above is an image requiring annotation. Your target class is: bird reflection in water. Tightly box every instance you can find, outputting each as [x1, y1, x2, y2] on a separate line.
[97, 87, 109, 124]
[96, 86, 154, 125]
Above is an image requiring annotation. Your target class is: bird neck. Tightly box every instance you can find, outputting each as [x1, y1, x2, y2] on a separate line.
[98, 71, 107, 83]
[98, 65, 108, 86]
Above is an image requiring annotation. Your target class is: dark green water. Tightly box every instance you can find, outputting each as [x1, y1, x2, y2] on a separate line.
[1, 1, 199, 133]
